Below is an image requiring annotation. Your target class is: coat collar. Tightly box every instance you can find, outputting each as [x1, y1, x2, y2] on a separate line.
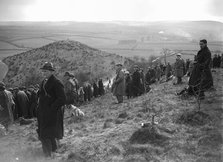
[45, 74, 56, 89]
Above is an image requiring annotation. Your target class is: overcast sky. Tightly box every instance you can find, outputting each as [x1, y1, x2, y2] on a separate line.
[0, 0, 222, 22]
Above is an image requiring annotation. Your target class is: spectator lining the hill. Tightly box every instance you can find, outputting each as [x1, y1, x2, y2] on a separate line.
[64, 71, 78, 106]
[165, 62, 172, 81]
[37, 62, 66, 157]
[131, 65, 142, 97]
[112, 63, 125, 104]
[173, 53, 185, 85]
[177, 39, 213, 99]
[0, 81, 14, 131]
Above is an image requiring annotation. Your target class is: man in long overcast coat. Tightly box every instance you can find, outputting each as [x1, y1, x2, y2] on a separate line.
[189, 39, 213, 99]
[37, 62, 66, 157]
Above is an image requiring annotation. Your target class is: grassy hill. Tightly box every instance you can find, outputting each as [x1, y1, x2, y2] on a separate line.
[2, 40, 134, 87]
[0, 68, 222, 162]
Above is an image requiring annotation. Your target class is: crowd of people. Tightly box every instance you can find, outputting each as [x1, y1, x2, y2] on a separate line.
[112, 39, 221, 103]
[0, 39, 222, 158]
[0, 63, 107, 157]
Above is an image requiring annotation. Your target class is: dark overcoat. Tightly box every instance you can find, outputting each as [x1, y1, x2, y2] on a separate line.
[16, 90, 29, 118]
[131, 70, 141, 95]
[189, 46, 213, 90]
[37, 75, 66, 139]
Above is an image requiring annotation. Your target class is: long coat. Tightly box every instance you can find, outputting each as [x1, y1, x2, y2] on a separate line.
[189, 46, 213, 90]
[16, 90, 29, 118]
[174, 58, 185, 77]
[64, 79, 78, 105]
[165, 64, 172, 78]
[155, 66, 162, 80]
[37, 75, 66, 139]
[0, 90, 14, 127]
[112, 69, 125, 96]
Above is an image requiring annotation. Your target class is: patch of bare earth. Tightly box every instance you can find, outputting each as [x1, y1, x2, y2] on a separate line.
[0, 69, 222, 162]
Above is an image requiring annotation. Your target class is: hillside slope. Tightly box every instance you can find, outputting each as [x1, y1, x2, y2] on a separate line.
[2, 40, 133, 86]
[0, 69, 222, 162]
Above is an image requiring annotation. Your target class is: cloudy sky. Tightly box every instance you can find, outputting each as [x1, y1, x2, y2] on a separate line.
[0, 0, 222, 22]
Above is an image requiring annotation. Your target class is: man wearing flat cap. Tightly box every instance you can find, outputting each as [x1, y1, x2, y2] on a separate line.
[64, 71, 78, 106]
[189, 39, 213, 99]
[112, 63, 125, 103]
[174, 53, 185, 84]
[37, 62, 66, 157]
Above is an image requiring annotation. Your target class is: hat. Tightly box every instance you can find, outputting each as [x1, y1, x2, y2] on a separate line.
[0, 81, 5, 89]
[125, 71, 130, 74]
[64, 71, 70, 77]
[116, 63, 122, 67]
[176, 53, 181, 56]
[64, 72, 74, 77]
[40, 62, 55, 71]
[69, 72, 74, 77]
[200, 39, 207, 44]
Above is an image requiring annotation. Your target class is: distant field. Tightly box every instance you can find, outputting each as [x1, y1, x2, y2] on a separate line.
[0, 21, 222, 61]
[11, 38, 54, 48]
[0, 50, 26, 60]
[0, 41, 20, 49]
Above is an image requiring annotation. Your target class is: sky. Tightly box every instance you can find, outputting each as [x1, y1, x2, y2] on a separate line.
[0, 0, 222, 22]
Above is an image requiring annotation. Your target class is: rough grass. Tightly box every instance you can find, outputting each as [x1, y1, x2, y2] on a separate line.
[0, 69, 222, 162]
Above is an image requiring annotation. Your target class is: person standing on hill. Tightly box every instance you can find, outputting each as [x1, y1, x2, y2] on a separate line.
[155, 65, 162, 82]
[16, 88, 30, 119]
[0, 82, 14, 131]
[212, 54, 218, 69]
[131, 65, 141, 97]
[37, 62, 66, 157]
[125, 71, 132, 99]
[139, 68, 145, 95]
[221, 54, 223, 68]
[64, 72, 78, 106]
[112, 63, 125, 103]
[174, 53, 185, 84]
[165, 62, 172, 81]
[98, 79, 105, 96]
[185, 59, 191, 74]
[189, 39, 213, 99]
[93, 80, 99, 98]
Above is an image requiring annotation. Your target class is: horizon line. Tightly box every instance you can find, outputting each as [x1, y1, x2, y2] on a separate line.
[0, 20, 222, 23]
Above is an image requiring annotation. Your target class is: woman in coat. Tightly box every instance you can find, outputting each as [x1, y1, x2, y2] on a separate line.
[37, 62, 66, 157]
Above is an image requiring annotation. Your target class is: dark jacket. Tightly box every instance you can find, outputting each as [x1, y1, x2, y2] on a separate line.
[37, 75, 66, 139]
[16, 90, 29, 118]
[132, 70, 141, 96]
[189, 46, 213, 90]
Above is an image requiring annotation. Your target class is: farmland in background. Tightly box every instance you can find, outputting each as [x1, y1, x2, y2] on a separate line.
[0, 21, 222, 62]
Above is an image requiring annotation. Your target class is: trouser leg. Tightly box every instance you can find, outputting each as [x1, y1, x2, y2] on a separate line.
[116, 95, 123, 103]
[51, 138, 58, 152]
[177, 77, 182, 84]
[41, 138, 53, 157]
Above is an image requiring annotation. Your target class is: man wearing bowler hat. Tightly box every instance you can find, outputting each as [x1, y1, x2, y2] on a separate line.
[37, 62, 66, 157]
[112, 63, 125, 103]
